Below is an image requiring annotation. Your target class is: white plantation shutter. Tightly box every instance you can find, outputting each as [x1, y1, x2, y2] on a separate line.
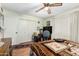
[70, 12, 79, 42]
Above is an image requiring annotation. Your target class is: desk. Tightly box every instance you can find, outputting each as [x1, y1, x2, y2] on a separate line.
[31, 40, 79, 56]
[0, 38, 12, 56]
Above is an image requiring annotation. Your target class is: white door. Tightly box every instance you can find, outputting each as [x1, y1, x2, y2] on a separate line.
[16, 19, 38, 44]
[28, 21, 37, 41]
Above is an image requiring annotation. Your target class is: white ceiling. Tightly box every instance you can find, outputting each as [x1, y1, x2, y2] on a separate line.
[1, 3, 79, 18]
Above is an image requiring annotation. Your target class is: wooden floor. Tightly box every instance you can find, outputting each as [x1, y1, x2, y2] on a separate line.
[12, 47, 31, 56]
[11, 41, 33, 56]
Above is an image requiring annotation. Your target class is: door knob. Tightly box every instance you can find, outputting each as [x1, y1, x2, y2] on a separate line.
[16, 32, 18, 34]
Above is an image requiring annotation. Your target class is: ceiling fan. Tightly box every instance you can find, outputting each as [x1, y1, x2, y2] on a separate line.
[36, 3, 62, 14]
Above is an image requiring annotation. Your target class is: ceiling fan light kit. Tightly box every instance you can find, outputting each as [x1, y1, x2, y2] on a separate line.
[36, 3, 62, 14]
[44, 7, 49, 11]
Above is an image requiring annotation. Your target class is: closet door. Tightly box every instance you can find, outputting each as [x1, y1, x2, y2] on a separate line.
[16, 19, 38, 44]
[70, 12, 79, 42]
[77, 12, 79, 42]
[16, 20, 29, 44]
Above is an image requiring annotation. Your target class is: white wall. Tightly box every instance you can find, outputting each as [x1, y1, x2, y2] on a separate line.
[2, 9, 43, 45]
[44, 7, 79, 42]
[21, 15, 43, 29]
[3, 9, 20, 45]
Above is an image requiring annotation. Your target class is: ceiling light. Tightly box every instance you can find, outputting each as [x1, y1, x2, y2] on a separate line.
[44, 7, 49, 10]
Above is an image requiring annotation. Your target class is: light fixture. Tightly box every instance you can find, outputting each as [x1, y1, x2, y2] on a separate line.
[44, 7, 49, 11]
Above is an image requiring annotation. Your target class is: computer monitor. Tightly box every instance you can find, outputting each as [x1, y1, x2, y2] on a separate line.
[43, 26, 52, 34]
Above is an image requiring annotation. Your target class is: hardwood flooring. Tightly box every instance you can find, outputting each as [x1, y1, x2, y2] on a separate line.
[11, 41, 33, 56]
[12, 47, 31, 56]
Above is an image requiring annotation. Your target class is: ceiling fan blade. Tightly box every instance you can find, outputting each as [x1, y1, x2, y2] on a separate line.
[36, 7, 45, 12]
[43, 3, 49, 7]
[49, 3, 62, 7]
[47, 8, 51, 14]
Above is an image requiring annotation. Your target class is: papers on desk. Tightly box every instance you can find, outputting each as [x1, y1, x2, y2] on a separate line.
[70, 46, 79, 56]
[0, 41, 4, 47]
[44, 42, 67, 53]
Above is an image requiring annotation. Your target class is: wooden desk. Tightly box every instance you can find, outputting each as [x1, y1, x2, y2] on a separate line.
[0, 38, 12, 56]
[31, 40, 79, 56]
